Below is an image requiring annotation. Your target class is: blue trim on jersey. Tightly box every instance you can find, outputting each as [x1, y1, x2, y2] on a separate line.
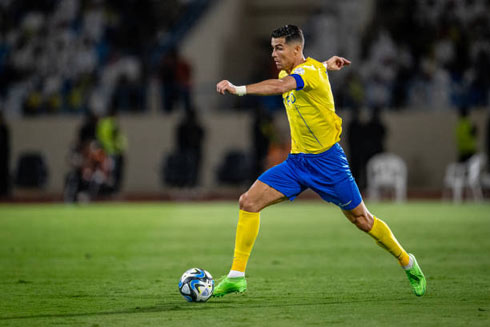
[258, 143, 362, 210]
[290, 74, 304, 90]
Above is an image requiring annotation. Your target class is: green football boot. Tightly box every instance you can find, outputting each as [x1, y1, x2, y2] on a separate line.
[212, 276, 247, 297]
[404, 253, 426, 297]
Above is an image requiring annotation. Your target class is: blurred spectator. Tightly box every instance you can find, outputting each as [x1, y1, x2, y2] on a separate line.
[486, 112, 490, 171]
[79, 142, 111, 194]
[338, 72, 364, 110]
[304, 7, 339, 60]
[78, 110, 98, 145]
[159, 50, 178, 113]
[66, 74, 94, 114]
[362, 29, 397, 109]
[0, 110, 10, 197]
[96, 105, 127, 192]
[364, 107, 387, 161]
[90, 53, 143, 114]
[163, 108, 205, 187]
[112, 75, 145, 112]
[346, 107, 387, 191]
[159, 49, 193, 113]
[347, 107, 366, 190]
[468, 49, 490, 107]
[391, 44, 414, 108]
[64, 139, 112, 202]
[455, 106, 477, 162]
[177, 108, 204, 157]
[64, 110, 109, 202]
[175, 51, 193, 112]
[409, 58, 451, 109]
[251, 106, 275, 180]
[22, 88, 43, 116]
[176, 108, 205, 185]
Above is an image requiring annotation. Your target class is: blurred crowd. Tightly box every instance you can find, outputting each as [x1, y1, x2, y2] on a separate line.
[63, 105, 126, 201]
[0, 0, 196, 117]
[337, 0, 490, 110]
[1, 0, 488, 116]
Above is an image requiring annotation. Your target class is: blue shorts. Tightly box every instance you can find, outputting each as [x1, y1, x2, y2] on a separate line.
[258, 143, 362, 210]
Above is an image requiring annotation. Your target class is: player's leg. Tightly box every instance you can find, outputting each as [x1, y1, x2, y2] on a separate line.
[341, 202, 426, 296]
[307, 144, 412, 264]
[231, 180, 287, 274]
[213, 180, 287, 297]
[305, 143, 425, 296]
[214, 156, 305, 297]
[342, 201, 409, 262]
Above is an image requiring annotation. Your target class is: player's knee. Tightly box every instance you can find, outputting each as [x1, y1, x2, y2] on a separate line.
[239, 192, 259, 212]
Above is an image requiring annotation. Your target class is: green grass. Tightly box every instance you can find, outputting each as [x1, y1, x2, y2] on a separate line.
[0, 201, 489, 326]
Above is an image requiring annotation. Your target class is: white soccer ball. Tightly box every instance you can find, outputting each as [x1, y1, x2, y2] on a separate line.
[178, 268, 214, 302]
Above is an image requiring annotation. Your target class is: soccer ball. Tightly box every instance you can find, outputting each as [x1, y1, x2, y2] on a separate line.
[178, 268, 214, 302]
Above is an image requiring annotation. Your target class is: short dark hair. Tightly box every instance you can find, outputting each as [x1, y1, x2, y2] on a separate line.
[271, 25, 304, 45]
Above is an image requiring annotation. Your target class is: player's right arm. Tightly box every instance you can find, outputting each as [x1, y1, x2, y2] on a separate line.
[216, 76, 297, 96]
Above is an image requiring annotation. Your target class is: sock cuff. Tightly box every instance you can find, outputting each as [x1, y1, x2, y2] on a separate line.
[368, 216, 380, 235]
[228, 270, 245, 278]
[401, 254, 414, 270]
[239, 209, 260, 219]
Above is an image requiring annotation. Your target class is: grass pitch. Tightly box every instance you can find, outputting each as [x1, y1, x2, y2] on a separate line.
[0, 201, 489, 326]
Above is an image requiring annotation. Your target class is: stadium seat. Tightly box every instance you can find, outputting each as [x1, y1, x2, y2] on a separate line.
[14, 152, 49, 188]
[367, 153, 407, 202]
[481, 155, 490, 192]
[163, 151, 199, 187]
[465, 153, 486, 201]
[442, 162, 466, 203]
[443, 153, 487, 202]
[216, 150, 250, 185]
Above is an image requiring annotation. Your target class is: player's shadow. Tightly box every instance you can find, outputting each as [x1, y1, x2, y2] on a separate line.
[0, 302, 234, 321]
[0, 297, 408, 321]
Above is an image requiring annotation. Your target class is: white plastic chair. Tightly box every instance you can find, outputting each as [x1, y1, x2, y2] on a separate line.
[442, 153, 487, 203]
[367, 153, 407, 202]
[442, 162, 465, 203]
[466, 153, 486, 201]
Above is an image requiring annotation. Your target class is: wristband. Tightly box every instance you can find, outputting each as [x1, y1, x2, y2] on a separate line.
[235, 85, 247, 96]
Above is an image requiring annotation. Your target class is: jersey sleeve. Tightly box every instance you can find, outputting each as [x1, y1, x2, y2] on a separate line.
[290, 65, 319, 91]
[278, 70, 288, 79]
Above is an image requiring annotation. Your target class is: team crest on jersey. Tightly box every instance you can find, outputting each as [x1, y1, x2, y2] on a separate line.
[293, 67, 305, 75]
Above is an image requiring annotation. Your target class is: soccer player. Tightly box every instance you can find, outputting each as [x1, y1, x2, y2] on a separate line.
[214, 25, 426, 297]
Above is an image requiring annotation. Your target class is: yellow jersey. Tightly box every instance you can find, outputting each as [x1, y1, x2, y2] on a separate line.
[279, 57, 342, 154]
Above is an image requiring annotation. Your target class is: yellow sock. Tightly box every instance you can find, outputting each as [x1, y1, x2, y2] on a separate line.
[230, 210, 260, 273]
[368, 216, 410, 267]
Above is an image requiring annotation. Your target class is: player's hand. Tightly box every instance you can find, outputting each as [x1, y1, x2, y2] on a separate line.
[324, 56, 351, 71]
[216, 80, 237, 95]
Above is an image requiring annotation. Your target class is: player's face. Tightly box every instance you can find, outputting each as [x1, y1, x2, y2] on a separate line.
[271, 37, 297, 71]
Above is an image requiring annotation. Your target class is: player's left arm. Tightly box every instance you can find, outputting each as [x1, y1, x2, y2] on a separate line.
[216, 76, 297, 96]
[323, 56, 351, 71]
